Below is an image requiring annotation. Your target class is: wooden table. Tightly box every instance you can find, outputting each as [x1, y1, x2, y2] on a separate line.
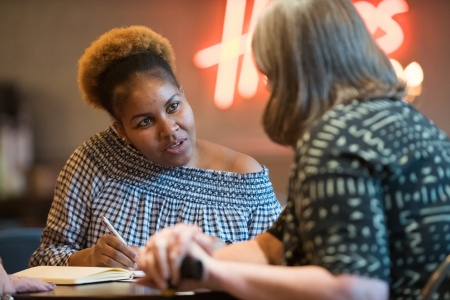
[13, 281, 236, 299]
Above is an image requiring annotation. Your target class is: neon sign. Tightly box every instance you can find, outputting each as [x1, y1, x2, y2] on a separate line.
[194, 0, 422, 109]
[194, 0, 269, 109]
[354, 0, 409, 54]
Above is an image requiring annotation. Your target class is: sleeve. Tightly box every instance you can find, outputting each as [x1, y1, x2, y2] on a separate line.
[29, 148, 105, 266]
[266, 206, 288, 241]
[293, 126, 390, 282]
[247, 175, 283, 239]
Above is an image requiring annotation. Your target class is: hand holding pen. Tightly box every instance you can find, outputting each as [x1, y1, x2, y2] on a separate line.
[101, 216, 202, 280]
[101, 215, 128, 245]
[100, 215, 139, 270]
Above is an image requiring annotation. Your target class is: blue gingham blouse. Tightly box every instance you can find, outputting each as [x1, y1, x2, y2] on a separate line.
[30, 127, 282, 266]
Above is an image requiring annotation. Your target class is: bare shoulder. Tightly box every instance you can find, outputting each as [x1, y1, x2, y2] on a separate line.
[230, 150, 264, 173]
[197, 139, 263, 174]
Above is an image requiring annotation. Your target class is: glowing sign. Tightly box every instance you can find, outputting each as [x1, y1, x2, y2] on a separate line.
[354, 0, 409, 54]
[194, 0, 415, 109]
[194, 0, 269, 109]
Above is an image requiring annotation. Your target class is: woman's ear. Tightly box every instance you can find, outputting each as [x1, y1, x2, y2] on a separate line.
[113, 122, 130, 145]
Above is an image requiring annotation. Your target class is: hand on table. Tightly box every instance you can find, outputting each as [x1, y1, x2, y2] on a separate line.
[0, 262, 14, 296]
[8, 275, 55, 293]
[137, 224, 216, 291]
[1, 259, 54, 297]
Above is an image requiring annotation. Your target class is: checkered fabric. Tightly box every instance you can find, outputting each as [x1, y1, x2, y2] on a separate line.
[30, 127, 282, 266]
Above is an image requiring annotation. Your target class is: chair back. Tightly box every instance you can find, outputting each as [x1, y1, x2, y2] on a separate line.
[422, 254, 450, 300]
[0, 227, 43, 273]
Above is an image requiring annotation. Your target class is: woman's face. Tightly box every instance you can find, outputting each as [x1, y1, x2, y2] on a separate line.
[114, 74, 196, 167]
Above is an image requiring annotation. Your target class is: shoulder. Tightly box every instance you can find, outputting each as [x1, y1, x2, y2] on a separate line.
[196, 139, 263, 174]
[229, 150, 264, 174]
[62, 128, 118, 175]
[305, 99, 406, 142]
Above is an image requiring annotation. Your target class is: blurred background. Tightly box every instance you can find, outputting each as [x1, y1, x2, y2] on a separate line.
[0, 0, 449, 229]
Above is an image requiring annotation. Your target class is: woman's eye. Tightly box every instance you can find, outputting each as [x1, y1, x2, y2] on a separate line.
[138, 118, 152, 127]
[168, 102, 179, 113]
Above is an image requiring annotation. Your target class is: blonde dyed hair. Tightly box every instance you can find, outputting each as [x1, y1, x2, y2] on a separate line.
[78, 25, 176, 111]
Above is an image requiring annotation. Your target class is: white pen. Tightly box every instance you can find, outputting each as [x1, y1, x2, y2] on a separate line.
[101, 215, 127, 245]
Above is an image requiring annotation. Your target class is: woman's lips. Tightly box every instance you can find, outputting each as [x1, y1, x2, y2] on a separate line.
[165, 139, 187, 154]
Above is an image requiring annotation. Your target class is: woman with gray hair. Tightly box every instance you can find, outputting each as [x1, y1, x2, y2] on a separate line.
[137, 0, 450, 299]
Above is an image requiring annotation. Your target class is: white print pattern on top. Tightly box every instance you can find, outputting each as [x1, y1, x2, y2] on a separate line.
[268, 99, 450, 300]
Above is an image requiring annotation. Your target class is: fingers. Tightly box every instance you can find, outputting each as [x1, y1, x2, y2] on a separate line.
[140, 227, 179, 290]
[0, 264, 15, 295]
[138, 223, 215, 290]
[0, 277, 15, 295]
[8, 275, 55, 293]
[140, 246, 168, 290]
[129, 246, 141, 270]
[166, 242, 211, 292]
[169, 225, 203, 285]
[195, 234, 222, 255]
[93, 234, 138, 268]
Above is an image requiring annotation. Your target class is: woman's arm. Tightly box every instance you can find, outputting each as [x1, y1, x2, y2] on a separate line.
[29, 150, 95, 266]
[139, 223, 388, 300]
[213, 232, 282, 265]
[204, 257, 388, 300]
[138, 225, 387, 300]
[30, 149, 136, 268]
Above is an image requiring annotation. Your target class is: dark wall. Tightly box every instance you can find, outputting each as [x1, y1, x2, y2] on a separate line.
[0, 0, 449, 199]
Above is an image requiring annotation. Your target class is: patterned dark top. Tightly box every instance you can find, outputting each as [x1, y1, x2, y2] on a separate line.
[268, 99, 450, 299]
[30, 127, 281, 266]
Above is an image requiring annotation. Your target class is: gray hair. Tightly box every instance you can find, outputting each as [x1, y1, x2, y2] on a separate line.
[252, 0, 406, 147]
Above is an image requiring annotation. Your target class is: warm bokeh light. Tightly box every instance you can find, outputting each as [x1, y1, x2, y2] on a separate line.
[390, 59, 405, 80]
[194, 0, 420, 109]
[391, 59, 424, 103]
[404, 61, 424, 103]
[404, 62, 424, 87]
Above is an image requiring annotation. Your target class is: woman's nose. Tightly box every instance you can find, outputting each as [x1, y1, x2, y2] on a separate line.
[159, 118, 179, 138]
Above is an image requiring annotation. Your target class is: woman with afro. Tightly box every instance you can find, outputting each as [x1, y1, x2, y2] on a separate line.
[30, 26, 281, 269]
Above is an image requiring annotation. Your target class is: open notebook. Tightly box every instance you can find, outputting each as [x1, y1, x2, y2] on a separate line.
[14, 266, 146, 285]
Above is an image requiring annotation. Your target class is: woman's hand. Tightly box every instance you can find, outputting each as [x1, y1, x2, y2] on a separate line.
[1, 261, 54, 296]
[138, 224, 216, 290]
[8, 275, 55, 294]
[69, 234, 139, 269]
[0, 262, 15, 296]
[91, 234, 139, 269]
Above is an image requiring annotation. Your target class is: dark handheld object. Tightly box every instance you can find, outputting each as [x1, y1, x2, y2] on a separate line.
[163, 257, 203, 297]
[180, 256, 203, 279]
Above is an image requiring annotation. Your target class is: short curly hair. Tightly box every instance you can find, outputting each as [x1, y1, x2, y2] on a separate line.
[78, 25, 176, 111]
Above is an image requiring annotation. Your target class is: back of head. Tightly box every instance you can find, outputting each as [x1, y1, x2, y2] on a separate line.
[78, 25, 179, 118]
[252, 0, 406, 146]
